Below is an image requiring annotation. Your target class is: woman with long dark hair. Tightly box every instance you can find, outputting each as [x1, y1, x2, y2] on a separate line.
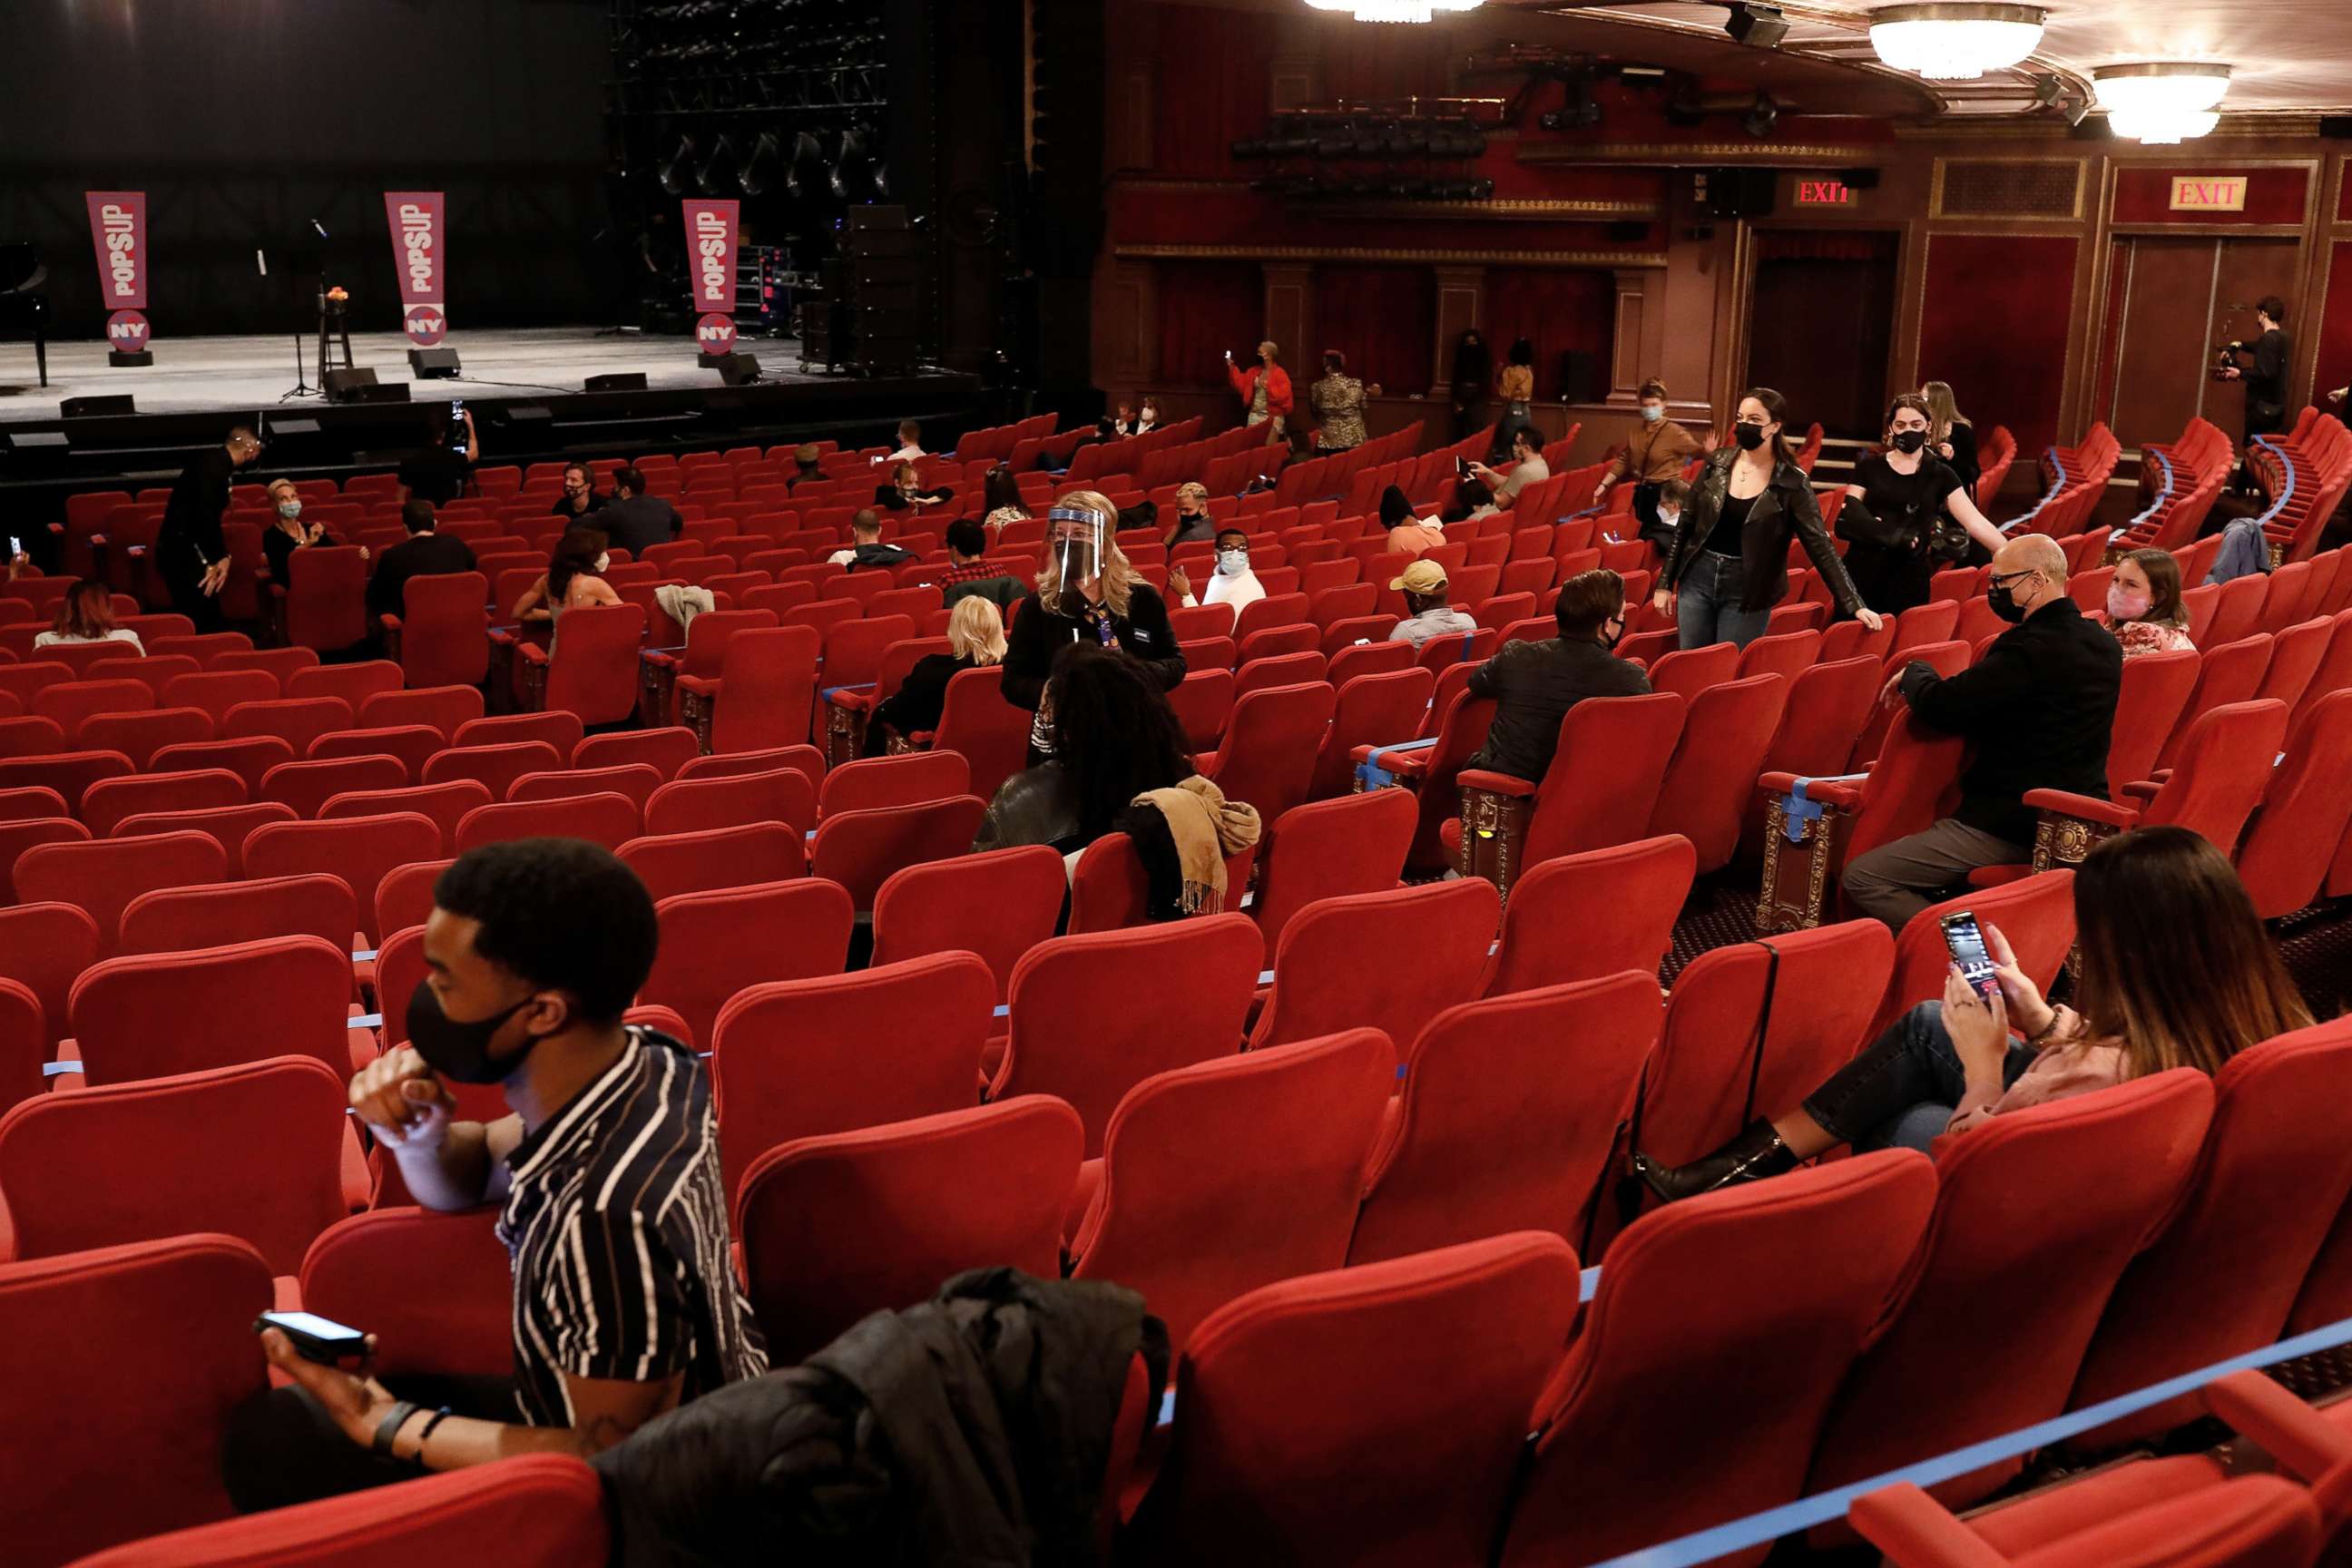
[513, 527, 622, 624]
[975, 643, 1196, 856]
[981, 465, 1026, 538]
[1637, 827, 2311, 1198]
[1653, 387, 1883, 650]
[36, 578, 142, 652]
[1837, 393, 2007, 615]
[2106, 547, 2196, 657]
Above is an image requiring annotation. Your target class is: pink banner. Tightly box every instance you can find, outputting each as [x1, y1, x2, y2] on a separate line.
[383, 191, 447, 347]
[84, 191, 147, 309]
[684, 198, 740, 353]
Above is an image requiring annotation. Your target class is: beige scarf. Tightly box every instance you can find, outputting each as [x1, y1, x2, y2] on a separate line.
[1132, 774, 1261, 915]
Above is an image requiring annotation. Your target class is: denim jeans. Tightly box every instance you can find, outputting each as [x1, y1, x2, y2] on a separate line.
[1802, 1002, 2037, 1153]
[1675, 550, 1772, 651]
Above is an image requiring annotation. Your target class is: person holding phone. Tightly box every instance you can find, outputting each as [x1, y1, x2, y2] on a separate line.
[1225, 339, 1292, 442]
[1635, 826, 2309, 1198]
[397, 406, 476, 507]
[223, 839, 766, 1508]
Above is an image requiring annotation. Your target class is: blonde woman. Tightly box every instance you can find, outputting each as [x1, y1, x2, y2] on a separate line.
[864, 597, 1005, 755]
[1920, 379, 1980, 501]
[1000, 488, 1186, 756]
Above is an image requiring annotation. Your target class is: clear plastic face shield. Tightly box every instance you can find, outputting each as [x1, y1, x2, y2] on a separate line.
[1045, 505, 1106, 614]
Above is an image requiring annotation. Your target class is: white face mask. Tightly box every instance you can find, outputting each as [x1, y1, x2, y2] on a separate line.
[1656, 508, 1679, 532]
[276, 499, 301, 519]
[1216, 549, 1248, 577]
[594, 553, 611, 573]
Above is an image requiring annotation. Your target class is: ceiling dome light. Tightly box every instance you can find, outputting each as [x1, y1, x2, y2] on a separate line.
[2093, 63, 2231, 143]
[1304, 0, 1481, 22]
[1868, 3, 2045, 81]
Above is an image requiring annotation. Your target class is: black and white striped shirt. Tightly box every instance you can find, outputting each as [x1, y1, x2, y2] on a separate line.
[496, 1027, 767, 1426]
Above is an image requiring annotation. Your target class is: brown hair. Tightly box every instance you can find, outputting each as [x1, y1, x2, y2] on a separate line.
[53, 578, 117, 640]
[1639, 378, 1669, 402]
[1659, 477, 1691, 509]
[2072, 826, 2310, 1080]
[1554, 568, 1625, 641]
[2117, 547, 2188, 630]
[546, 528, 607, 602]
[1921, 380, 1969, 445]
[1736, 387, 1797, 467]
[1885, 393, 1933, 442]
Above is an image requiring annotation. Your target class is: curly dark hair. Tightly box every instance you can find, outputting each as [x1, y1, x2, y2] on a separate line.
[433, 838, 658, 1024]
[1047, 643, 1195, 841]
[546, 527, 606, 602]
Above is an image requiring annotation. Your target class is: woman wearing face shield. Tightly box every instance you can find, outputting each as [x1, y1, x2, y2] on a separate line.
[1000, 490, 1186, 759]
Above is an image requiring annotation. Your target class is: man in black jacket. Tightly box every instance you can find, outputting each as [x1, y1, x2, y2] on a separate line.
[597, 466, 683, 557]
[1464, 567, 1651, 782]
[1843, 533, 2122, 929]
[156, 424, 263, 632]
[368, 499, 478, 631]
[2220, 295, 2293, 495]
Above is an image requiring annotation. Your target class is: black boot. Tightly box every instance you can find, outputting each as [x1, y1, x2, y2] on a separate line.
[1632, 1121, 1797, 1203]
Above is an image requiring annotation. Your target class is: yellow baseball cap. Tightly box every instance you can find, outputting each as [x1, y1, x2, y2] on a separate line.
[1389, 559, 1449, 595]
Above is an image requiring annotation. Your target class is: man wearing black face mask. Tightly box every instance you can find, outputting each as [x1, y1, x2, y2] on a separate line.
[224, 838, 765, 1508]
[1842, 534, 2122, 930]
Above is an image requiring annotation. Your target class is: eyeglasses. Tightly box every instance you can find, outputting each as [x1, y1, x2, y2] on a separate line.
[1989, 568, 2039, 590]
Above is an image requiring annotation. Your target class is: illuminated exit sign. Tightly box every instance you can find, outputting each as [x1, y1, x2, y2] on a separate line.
[1796, 179, 1855, 207]
[2170, 175, 2248, 211]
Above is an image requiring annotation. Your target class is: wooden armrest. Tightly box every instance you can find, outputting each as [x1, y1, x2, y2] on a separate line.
[2024, 789, 2138, 829]
[1456, 769, 1536, 799]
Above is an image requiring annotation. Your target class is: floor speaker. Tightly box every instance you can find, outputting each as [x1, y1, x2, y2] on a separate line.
[407, 348, 461, 378]
[326, 368, 400, 404]
[583, 372, 649, 392]
[60, 395, 136, 418]
[710, 353, 762, 386]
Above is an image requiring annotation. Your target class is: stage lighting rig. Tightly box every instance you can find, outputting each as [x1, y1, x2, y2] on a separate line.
[1724, 3, 1789, 48]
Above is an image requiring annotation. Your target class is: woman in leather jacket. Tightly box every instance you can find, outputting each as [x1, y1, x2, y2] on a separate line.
[1652, 387, 1884, 650]
[975, 642, 1194, 857]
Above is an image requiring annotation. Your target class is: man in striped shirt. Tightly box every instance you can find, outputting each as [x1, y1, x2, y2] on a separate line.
[228, 839, 765, 1507]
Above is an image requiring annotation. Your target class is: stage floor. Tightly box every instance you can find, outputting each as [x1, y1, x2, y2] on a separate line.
[0, 326, 848, 420]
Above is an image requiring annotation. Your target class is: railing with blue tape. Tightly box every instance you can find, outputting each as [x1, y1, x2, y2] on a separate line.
[1774, 773, 1869, 844]
[2124, 446, 2177, 533]
[2001, 450, 2072, 536]
[1356, 737, 1439, 792]
[2251, 435, 2297, 530]
[1587, 1308, 2352, 1567]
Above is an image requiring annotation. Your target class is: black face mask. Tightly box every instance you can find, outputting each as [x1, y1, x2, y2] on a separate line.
[1601, 617, 1625, 652]
[1735, 423, 1768, 452]
[406, 980, 539, 1085]
[1987, 579, 2030, 623]
[1891, 429, 1928, 455]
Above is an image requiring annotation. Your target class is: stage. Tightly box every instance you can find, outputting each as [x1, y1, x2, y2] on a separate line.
[0, 327, 990, 518]
[0, 326, 894, 421]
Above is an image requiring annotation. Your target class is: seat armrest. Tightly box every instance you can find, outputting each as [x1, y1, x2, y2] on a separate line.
[2024, 789, 2138, 829]
[2200, 1369, 2352, 1484]
[1456, 769, 1536, 799]
[2120, 777, 2165, 803]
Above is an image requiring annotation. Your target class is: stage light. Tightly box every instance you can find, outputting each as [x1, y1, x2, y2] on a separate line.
[829, 128, 875, 200]
[696, 134, 740, 195]
[1723, 3, 1788, 48]
[784, 131, 828, 201]
[1741, 92, 1780, 138]
[658, 136, 697, 197]
[738, 132, 779, 197]
[1867, 4, 2044, 81]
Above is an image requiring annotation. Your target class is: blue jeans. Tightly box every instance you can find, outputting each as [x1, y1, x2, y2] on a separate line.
[1802, 1002, 2038, 1154]
[1675, 550, 1772, 651]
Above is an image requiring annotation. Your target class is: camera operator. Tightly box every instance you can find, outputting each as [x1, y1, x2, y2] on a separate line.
[222, 839, 766, 1509]
[2219, 296, 2292, 487]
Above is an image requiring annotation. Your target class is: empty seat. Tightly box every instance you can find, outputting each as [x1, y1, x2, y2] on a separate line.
[574, 725, 701, 779]
[220, 696, 356, 756]
[454, 792, 641, 852]
[736, 1097, 1085, 1364]
[1648, 673, 1789, 875]
[1349, 974, 1662, 1267]
[421, 740, 564, 799]
[318, 781, 490, 855]
[81, 767, 246, 837]
[1249, 877, 1498, 1052]
[14, 829, 228, 953]
[1498, 1153, 1937, 1568]
[374, 858, 456, 943]
[816, 749, 969, 817]
[0, 749, 135, 817]
[1483, 833, 1695, 996]
[808, 795, 990, 909]
[308, 724, 444, 780]
[1847, 1470, 2321, 1568]
[1453, 691, 1687, 901]
[147, 734, 294, 794]
[162, 670, 280, 729]
[299, 1208, 514, 1382]
[452, 711, 583, 755]
[0, 1235, 272, 1564]
[869, 845, 1068, 1004]
[1068, 1029, 1393, 1356]
[357, 683, 485, 742]
[509, 763, 666, 812]
[110, 802, 297, 879]
[642, 768, 816, 837]
[66, 936, 360, 1085]
[519, 603, 645, 724]
[995, 914, 1263, 1155]
[77, 706, 215, 769]
[260, 754, 409, 818]
[0, 1055, 359, 1274]
[284, 660, 403, 709]
[1122, 1232, 1583, 1568]
[643, 878, 855, 1053]
[0, 900, 101, 1053]
[617, 821, 805, 903]
[1248, 788, 1416, 965]
[119, 873, 358, 959]
[242, 813, 444, 945]
[710, 952, 995, 1197]
[1204, 681, 1337, 828]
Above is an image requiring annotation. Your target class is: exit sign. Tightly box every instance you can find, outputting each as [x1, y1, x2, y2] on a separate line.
[2170, 175, 2248, 211]
[1796, 179, 1855, 207]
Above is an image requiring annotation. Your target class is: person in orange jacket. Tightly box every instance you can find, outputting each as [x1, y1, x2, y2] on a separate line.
[1226, 339, 1293, 442]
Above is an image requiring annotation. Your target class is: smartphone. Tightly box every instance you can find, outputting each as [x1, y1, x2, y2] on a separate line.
[1939, 911, 2001, 1003]
[256, 1309, 368, 1364]
[6, 536, 20, 557]
[1455, 456, 1472, 479]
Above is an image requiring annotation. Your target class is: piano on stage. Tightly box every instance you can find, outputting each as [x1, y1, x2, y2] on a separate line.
[0, 244, 51, 388]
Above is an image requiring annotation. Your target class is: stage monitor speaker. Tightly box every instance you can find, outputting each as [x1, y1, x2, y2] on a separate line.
[407, 348, 461, 378]
[710, 353, 762, 386]
[60, 395, 136, 418]
[1559, 350, 1605, 407]
[1700, 167, 1777, 220]
[584, 372, 649, 392]
[324, 368, 409, 405]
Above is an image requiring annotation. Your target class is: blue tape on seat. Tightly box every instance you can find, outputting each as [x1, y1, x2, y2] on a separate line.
[1356, 736, 1440, 792]
[1584, 1309, 2352, 1568]
[43, 1062, 81, 1078]
[351, 1014, 383, 1030]
[1579, 1265, 1600, 1303]
[1776, 772, 1870, 844]
[352, 949, 377, 963]
[819, 682, 877, 700]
